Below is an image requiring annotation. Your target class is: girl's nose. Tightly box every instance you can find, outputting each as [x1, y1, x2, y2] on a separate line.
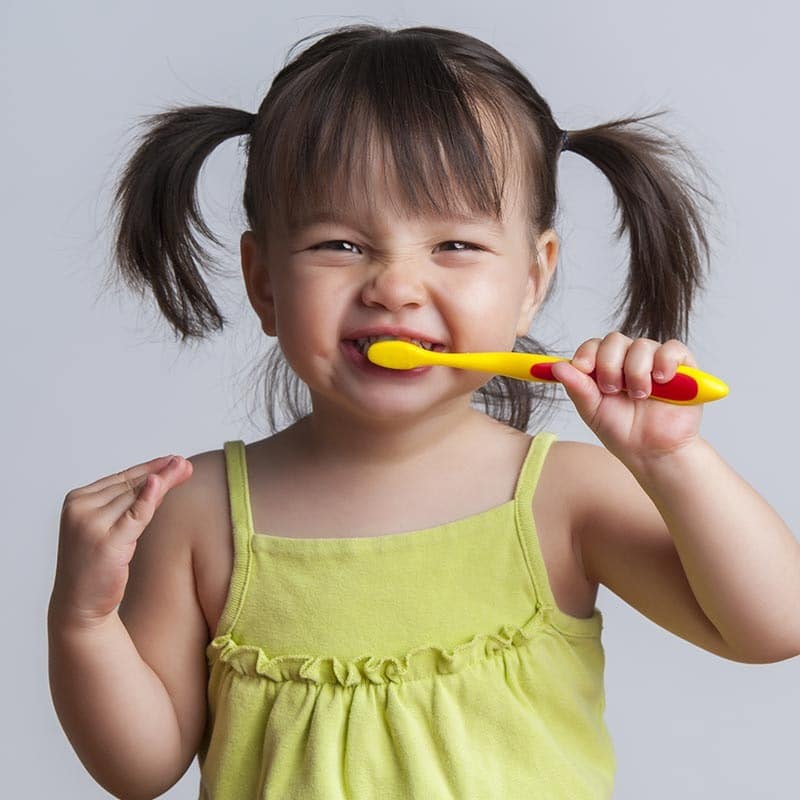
[360, 262, 427, 311]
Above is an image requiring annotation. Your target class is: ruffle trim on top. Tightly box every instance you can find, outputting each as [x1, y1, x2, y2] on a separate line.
[206, 605, 575, 687]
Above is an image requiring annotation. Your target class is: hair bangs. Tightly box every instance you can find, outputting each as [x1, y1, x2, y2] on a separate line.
[257, 34, 523, 242]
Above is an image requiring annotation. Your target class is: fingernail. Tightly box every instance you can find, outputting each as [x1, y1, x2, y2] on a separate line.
[653, 371, 665, 381]
[631, 390, 648, 399]
[601, 384, 618, 393]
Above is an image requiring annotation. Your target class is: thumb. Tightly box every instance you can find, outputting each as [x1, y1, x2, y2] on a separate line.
[550, 360, 603, 412]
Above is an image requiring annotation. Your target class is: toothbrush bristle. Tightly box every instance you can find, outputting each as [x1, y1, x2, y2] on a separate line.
[366, 340, 422, 370]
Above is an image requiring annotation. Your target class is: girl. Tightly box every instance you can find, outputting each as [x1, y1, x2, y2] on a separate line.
[47, 23, 800, 800]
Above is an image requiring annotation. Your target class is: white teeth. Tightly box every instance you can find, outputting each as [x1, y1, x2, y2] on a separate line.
[352, 335, 438, 353]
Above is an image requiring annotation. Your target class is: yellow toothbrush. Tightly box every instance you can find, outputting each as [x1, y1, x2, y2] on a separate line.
[366, 340, 728, 405]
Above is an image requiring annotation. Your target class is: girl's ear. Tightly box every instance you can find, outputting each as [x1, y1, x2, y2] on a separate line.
[240, 230, 277, 336]
[515, 229, 559, 337]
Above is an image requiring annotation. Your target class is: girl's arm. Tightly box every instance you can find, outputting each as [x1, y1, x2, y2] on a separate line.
[629, 437, 800, 662]
[573, 438, 800, 664]
[47, 607, 185, 800]
[47, 454, 205, 800]
[553, 333, 800, 664]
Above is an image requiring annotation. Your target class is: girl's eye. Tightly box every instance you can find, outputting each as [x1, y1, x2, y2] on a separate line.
[310, 240, 362, 254]
[438, 241, 481, 252]
[309, 240, 481, 253]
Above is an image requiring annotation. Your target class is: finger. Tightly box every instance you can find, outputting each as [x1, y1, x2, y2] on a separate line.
[106, 458, 193, 547]
[595, 332, 632, 394]
[569, 338, 602, 373]
[623, 339, 661, 398]
[70, 455, 179, 497]
[102, 457, 190, 516]
[653, 339, 698, 381]
[550, 343, 605, 420]
[74, 456, 188, 513]
[82, 457, 191, 535]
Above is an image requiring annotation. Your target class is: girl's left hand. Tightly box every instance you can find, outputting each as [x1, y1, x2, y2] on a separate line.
[549, 332, 703, 470]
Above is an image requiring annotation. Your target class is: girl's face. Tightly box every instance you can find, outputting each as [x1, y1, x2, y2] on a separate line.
[241, 172, 559, 425]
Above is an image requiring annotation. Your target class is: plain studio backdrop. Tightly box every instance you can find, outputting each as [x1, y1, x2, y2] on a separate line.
[3, 1, 798, 797]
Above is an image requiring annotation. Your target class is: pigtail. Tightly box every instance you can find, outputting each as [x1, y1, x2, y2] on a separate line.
[104, 105, 255, 341]
[563, 110, 716, 344]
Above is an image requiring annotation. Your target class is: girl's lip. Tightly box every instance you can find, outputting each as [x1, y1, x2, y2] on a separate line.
[342, 328, 445, 348]
[340, 339, 432, 376]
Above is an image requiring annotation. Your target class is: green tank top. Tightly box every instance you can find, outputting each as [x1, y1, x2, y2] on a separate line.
[198, 431, 616, 798]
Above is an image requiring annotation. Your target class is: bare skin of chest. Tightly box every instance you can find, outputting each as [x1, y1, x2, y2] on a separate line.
[192, 437, 599, 641]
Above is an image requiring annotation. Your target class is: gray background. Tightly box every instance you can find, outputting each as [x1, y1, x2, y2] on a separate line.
[4, 1, 798, 797]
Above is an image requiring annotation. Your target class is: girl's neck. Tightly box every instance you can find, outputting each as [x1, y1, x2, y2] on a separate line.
[290, 400, 499, 470]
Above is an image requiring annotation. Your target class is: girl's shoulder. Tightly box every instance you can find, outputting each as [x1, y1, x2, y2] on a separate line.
[545, 436, 658, 576]
[174, 445, 240, 638]
[537, 437, 600, 569]
[174, 432, 341, 635]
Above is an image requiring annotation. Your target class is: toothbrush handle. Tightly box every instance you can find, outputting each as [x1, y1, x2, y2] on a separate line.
[527, 358, 728, 406]
[428, 351, 728, 405]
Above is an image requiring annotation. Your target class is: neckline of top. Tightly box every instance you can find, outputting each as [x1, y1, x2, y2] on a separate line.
[249, 498, 517, 548]
[235, 432, 548, 548]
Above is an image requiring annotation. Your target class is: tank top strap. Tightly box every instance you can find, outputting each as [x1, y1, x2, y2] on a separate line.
[216, 440, 255, 636]
[513, 431, 558, 509]
[512, 430, 561, 614]
[223, 440, 254, 536]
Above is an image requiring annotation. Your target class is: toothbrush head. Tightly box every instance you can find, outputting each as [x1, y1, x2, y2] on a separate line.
[366, 340, 429, 370]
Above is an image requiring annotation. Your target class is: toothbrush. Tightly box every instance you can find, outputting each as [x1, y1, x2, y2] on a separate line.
[366, 340, 728, 405]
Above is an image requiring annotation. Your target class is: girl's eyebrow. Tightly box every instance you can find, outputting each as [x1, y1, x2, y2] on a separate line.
[289, 211, 506, 235]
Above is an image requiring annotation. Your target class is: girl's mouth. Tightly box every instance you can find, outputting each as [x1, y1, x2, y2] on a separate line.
[341, 337, 438, 376]
[347, 335, 447, 356]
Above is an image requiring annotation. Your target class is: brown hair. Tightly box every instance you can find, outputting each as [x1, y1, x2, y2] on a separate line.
[104, 23, 716, 433]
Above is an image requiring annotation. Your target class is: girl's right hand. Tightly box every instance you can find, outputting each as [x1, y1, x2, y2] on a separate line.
[49, 454, 193, 631]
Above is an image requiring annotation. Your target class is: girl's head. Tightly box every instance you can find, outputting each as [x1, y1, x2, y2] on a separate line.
[106, 23, 714, 433]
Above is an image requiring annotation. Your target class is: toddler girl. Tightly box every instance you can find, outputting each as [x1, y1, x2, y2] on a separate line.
[48, 23, 800, 800]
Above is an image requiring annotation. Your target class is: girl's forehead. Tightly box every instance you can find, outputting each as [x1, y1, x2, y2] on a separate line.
[287, 158, 525, 235]
[269, 108, 533, 245]
[288, 205, 511, 236]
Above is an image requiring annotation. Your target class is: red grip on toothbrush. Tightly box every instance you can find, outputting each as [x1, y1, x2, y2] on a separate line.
[529, 363, 699, 402]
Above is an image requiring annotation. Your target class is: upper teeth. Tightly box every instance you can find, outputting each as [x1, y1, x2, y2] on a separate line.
[354, 334, 437, 351]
